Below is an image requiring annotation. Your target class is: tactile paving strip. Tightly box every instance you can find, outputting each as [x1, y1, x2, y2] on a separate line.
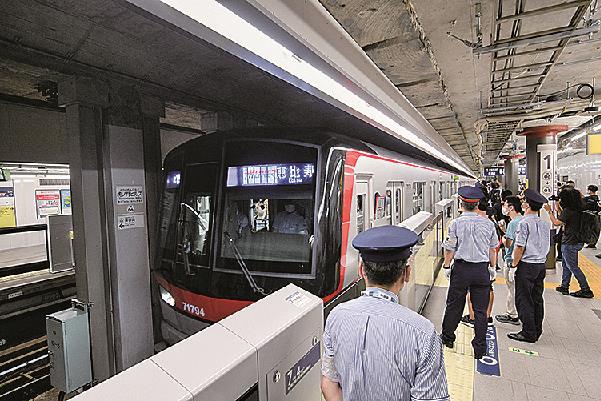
[443, 323, 474, 401]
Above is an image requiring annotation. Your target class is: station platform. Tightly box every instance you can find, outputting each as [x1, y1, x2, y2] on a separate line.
[423, 248, 601, 401]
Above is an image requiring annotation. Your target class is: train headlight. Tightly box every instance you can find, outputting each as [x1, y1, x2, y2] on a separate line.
[159, 285, 175, 307]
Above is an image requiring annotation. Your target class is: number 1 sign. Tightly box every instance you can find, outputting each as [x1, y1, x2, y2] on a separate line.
[537, 144, 556, 198]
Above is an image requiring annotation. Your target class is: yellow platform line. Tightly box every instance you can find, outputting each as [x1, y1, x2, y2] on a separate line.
[492, 254, 599, 297]
[433, 276, 474, 401]
[443, 323, 474, 401]
[580, 254, 600, 298]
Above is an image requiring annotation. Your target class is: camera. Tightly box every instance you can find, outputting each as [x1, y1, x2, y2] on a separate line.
[549, 195, 559, 201]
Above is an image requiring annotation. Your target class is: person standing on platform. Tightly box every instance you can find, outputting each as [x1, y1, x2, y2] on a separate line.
[508, 189, 550, 343]
[441, 186, 498, 359]
[495, 196, 523, 325]
[321, 226, 449, 401]
[545, 188, 594, 298]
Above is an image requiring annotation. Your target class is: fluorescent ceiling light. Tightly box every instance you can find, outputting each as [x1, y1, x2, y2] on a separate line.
[159, 0, 471, 174]
[571, 131, 587, 141]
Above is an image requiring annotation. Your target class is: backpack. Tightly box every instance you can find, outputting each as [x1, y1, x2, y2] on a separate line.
[579, 210, 600, 244]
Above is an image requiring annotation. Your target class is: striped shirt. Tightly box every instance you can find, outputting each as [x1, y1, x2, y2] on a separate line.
[442, 212, 498, 263]
[322, 288, 449, 401]
[514, 214, 550, 263]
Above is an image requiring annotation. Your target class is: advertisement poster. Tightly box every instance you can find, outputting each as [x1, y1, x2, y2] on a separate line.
[36, 190, 61, 217]
[0, 185, 16, 228]
[60, 189, 72, 215]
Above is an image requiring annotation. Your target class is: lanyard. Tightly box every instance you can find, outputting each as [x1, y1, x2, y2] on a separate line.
[361, 288, 398, 303]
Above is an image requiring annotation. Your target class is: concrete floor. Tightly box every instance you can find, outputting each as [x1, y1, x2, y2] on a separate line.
[424, 245, 601, 401]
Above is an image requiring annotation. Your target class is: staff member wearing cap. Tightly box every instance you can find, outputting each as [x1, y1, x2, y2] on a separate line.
[441, 186, 498, 359]
[321, 226, 449, 401]
[508, 189, 551, 342]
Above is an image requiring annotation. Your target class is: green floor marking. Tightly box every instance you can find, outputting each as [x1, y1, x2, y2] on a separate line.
[508, 347, 538, 356]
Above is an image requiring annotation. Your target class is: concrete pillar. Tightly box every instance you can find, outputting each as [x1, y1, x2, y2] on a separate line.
[59, 77, 115, 381]
[519, 125, 567, 269]
[59, 78, 158, 380]
[503, 155, 522, 195]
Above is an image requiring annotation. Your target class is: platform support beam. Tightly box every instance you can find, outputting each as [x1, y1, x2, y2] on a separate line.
[59, 77, 158, 381]
[503, 155, 521, 195]
[521, 125, 565, 270]
[59, 76, 115, 382]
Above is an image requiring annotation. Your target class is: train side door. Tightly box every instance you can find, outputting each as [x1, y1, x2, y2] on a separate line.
[429, 181, 436, 212]
[355, 181, 370, 234]
[390, 182, 404, 225]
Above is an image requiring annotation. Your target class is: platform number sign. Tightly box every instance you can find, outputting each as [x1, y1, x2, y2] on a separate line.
[537, 144, 556, 198]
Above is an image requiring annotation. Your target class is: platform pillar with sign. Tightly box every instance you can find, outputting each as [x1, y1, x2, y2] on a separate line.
[59, 77, 115, 381]
[60, 78, 158, 381]
[520, 125, 566, 269]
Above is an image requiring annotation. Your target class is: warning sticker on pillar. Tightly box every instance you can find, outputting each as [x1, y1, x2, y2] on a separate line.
[117, 213, 145, 230]
[537, 144, 556, 199]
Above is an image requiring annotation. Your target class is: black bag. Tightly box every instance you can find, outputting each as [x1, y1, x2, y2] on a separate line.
[579, 210, 599, 244]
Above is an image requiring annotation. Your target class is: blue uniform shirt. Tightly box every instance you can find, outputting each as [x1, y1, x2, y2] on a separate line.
[514, 214, 550, 263]
[322, 288, 449, 401]
[442, 212, 498, 263]
[504, 215, 523, 264]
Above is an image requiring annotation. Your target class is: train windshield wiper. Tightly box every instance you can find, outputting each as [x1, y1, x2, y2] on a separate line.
[223, 231, 267, 297]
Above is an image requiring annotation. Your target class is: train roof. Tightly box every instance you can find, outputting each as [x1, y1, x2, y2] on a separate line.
[164, 127, 473, 178]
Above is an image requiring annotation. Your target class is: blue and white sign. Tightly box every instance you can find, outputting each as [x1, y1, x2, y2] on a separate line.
[226, 163, 315, 187]
[476, 325, 500, 376]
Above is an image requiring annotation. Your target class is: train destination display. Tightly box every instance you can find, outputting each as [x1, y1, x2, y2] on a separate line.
[226, 163, 315, 187]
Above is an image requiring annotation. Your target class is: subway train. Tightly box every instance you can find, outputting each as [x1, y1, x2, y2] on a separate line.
[155, 128, 472, 343]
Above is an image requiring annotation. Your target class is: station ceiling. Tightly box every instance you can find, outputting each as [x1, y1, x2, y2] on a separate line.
[320, 0, 601, 170]
[0, 0, 472, 175]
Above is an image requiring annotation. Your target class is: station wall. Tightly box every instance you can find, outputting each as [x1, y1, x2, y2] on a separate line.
[0, 174, 70, 252]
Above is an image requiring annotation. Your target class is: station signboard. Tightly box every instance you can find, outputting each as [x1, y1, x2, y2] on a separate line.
[36, 189, 61, 217]
[0, 185, 16, 228]
[587, 133, 601, 155]
[226, 163, 315, 187]
[483, 166, 504, 177]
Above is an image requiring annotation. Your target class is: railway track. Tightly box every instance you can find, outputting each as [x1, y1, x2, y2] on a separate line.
[0, 337, 50, 401]
[0, 269, 76, 400]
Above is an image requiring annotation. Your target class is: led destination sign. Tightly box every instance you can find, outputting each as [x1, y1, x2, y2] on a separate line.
[226, 163, 315, 187]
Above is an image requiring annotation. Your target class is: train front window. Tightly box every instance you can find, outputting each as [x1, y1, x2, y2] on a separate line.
[175, 163, 217, 271]
[218, 143, 318, 276]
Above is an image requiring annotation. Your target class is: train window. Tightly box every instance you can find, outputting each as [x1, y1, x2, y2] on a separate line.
[218, 141, 318, 275]
[219, 193, 313, 275]
[412, 182, 425, 214]
[176, 163, 217, 272]
[357, 194, 365, 233]
[385, 189, 392, 223]
[373, 192, 386, 220]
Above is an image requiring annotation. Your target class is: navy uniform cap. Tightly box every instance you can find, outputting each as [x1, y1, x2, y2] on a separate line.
[524, 188, 547, 206]
[458, 186, 484, 203]
[352, 225, 419, 263]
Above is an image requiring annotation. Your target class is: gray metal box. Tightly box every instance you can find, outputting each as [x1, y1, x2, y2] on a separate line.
[46, 306, 92, 393]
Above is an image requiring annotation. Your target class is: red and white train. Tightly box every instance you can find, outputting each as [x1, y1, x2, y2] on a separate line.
[155, 128, 471, 343]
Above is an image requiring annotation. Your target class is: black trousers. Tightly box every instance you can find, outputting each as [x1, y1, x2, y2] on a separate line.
[515, 261, 546, 340]
[442, 260, 490, 356]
